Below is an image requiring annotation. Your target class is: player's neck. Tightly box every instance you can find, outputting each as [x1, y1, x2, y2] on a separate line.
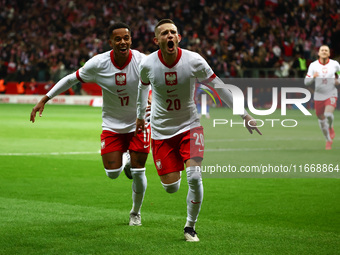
[114, 53, 129, 67]
[319, 58, 329, 65]
[161, 50, 178, 66]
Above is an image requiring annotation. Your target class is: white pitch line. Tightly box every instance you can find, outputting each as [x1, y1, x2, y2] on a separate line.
[0, 151, 100, 156]
[204, 137, 329, 142]
[204, 147, 338, 152]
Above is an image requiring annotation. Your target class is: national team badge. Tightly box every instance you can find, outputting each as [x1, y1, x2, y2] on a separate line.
[165, 72, 177, 86]
[156, 159, 162, 169]
[116, 73, 127, 85]
[322, 67, 328, 74]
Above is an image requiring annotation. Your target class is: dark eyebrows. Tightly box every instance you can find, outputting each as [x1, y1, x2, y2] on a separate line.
[160, 29, 177, 35]
[113, 34, 130, 41]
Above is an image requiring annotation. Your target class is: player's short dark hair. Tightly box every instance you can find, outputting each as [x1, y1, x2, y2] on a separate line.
[107, 22, 131, 39]
[154, 19, 176, 34]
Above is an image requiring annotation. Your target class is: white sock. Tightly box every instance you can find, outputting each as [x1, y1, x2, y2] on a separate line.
[105, 167, 123, 179]
[318, 118, 331, 141]
[161, 178, 181, 193]
[324, 112, 334, 128]
[185, 166, 203, 229]
[130, 168, 147, 215]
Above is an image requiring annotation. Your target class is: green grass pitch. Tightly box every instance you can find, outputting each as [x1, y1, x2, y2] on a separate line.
[0, 103, 339, 255]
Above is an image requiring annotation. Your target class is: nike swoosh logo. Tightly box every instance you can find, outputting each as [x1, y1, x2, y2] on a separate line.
[144, 145, 150, 148]
[191, 200, 201, 204]
[198, 149, 204, 152]
[117, 89, 126, 92]
[167, 89, 177, 93]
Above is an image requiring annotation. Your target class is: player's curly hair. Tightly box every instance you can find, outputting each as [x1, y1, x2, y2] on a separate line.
[107, 22, 131, 39]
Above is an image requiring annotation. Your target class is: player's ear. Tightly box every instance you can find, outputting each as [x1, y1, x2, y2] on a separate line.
[178, 34, 182, 43]
[108, 38, 113, 48]
[153, 37, 159, 45]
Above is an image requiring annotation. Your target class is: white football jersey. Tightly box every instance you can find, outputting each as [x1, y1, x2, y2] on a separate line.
[47, 49, 145, 133]
[139, 48, 215, 139]
[305, 59, 340, 100]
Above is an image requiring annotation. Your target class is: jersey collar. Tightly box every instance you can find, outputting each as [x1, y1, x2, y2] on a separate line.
[318, 59, 330, 65]
[158, 48, 182, 69]
[110, 50, 132, 70]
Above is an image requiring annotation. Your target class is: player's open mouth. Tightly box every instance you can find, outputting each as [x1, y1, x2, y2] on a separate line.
[120, 48, 128, 54]
[167, 41, 174, 51]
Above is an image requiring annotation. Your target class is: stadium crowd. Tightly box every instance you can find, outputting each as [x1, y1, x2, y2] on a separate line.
[1, 0, 340, 84]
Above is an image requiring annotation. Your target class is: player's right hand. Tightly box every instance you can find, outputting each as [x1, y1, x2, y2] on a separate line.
[30, 103, 45, 123]
[244, 115, 262, 135]
[135, 118, 145, 136]
[30, 95, 50, 123]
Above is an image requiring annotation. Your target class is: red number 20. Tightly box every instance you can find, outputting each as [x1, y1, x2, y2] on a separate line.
[166, 99, 181, 111]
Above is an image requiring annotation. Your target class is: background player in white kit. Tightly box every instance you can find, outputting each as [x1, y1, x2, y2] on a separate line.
[30, 22, 150, 226]
[304, 45, 340, 150]
[135, 19, 261, 242]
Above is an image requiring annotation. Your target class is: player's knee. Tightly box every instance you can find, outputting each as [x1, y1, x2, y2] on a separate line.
[105, 167, 123, 179]
[131, 168, 147, 193]
[161, 178, 181, 193]
[324, 112, 333, 118]
[186, 166, 202, 185]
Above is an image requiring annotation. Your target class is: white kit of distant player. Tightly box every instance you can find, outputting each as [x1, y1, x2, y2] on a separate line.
[305, 59, 339, 101]
[305, 45, 340, 150]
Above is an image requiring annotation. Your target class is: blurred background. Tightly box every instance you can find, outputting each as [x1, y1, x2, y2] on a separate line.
[1, 0, 339, 96]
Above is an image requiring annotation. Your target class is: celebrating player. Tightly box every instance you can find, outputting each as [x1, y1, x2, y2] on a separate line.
[304, 45, 340, 150]
[135, 19, 261, 242]
[30, 22, 150, 226]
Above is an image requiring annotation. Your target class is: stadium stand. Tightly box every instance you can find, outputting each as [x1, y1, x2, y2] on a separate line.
[0, 0, 339, 109]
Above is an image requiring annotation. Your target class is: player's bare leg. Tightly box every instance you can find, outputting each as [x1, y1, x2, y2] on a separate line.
[102, 151, 124, 178]
[129, 151, 148, 226]
[159, 171, 182, 194]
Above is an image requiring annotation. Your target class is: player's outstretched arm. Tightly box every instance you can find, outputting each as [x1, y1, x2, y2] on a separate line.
[30, 72, 80, 123]
[30, 95, 50, 123]
[244, 114, 262, 135]
[207, 76, 262, 135]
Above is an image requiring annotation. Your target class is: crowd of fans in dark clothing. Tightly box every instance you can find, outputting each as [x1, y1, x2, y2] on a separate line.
[1, 0, 340, 85]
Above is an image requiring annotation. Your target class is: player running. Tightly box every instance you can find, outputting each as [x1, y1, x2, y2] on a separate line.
[135, 19, 261, 242]
[304, 45, 340, 150]
[30, 22, 150, 226]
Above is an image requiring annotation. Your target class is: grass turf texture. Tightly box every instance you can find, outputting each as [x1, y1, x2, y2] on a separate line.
[0, 103, 339, 255]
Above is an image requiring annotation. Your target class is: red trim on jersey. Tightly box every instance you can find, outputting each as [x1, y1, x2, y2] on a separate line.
[306, 74, 311, 77]
[76, 70, 85, 83]
[110, 50, 133, 70]
[141, 79, 150, 85]
[201, 73, 217, 84]
[157, 48, 182, 69]
[318, 59, 330, 65]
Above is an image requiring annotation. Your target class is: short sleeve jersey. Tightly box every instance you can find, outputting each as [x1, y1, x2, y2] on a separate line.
[140, 48, 215, 139]
[305, 59, 340, 100]
[77, 49, 145, 133]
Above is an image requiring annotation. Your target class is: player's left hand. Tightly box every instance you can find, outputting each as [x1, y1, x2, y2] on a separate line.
[135, 118, 145, 136]
[244, 115, 262, 135]
[335, 79, 340, 86]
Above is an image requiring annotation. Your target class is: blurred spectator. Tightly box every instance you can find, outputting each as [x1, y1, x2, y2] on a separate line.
[0, 0, 339, 82]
